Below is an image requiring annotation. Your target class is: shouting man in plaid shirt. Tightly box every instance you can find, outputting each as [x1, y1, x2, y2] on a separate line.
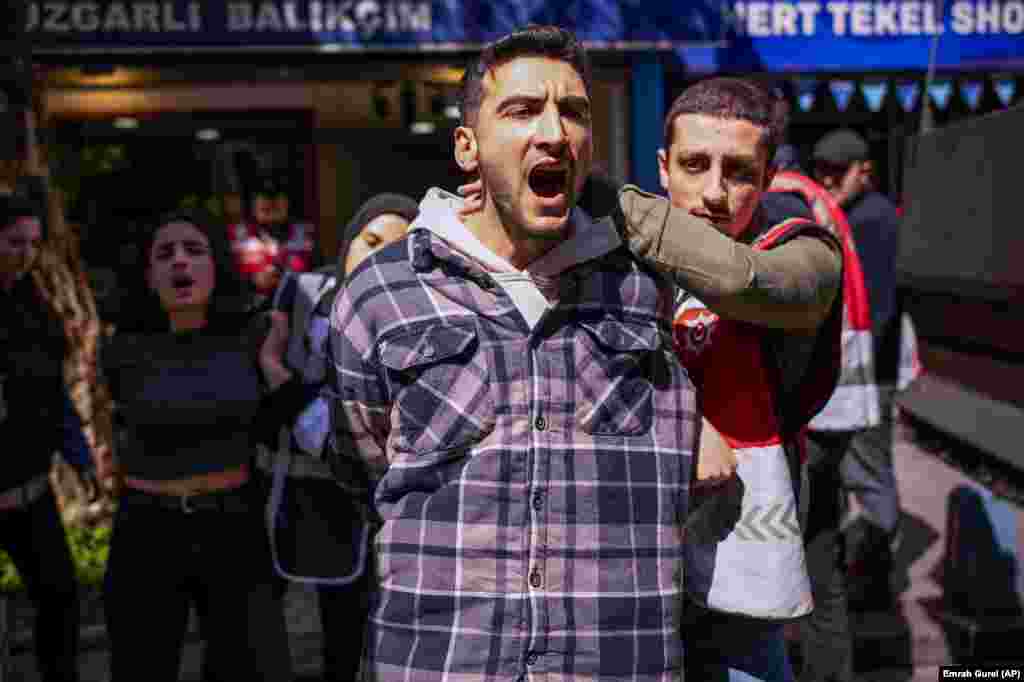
[327, 26, 700, 680]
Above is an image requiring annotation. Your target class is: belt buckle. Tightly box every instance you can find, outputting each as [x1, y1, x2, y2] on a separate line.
[180, 492, 195, 514]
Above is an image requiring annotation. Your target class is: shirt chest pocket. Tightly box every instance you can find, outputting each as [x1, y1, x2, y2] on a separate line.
[574, 317, 660, 436]
[379, 324, 495, 456]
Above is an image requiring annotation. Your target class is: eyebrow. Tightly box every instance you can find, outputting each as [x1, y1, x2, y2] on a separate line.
[496, 94, 591, 113]
[156, 238, 209, 249]
[675, 149, 760, 165]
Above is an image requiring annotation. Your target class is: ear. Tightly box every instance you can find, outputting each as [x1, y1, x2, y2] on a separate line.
[657, 148, 670, 192]
[454, 126, 479, 173]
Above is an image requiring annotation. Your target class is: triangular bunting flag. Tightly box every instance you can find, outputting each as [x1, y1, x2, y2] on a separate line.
[960, 81, 983, 111]
[860, 81, 888, 112]
[830, 80, 855, 112]
[994, 77, 1016, 107]
[928, 80, 953, 110]
[897, 82, 920, 112]
[795, 78, 817, 112]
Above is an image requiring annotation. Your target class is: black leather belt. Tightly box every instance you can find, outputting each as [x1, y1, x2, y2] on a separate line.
[121, 485, 252, 514]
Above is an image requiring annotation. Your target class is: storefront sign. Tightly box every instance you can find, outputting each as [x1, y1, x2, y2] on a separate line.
[25, 0, 726, 52]
[682, 0, 1024, 71]
[24, 0, 1024, 70]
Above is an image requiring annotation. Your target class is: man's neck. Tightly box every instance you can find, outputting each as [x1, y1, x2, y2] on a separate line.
[462, 205, 567, 270]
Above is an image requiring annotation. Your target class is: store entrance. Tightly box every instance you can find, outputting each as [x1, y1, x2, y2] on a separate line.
[52, 110, 314, 323]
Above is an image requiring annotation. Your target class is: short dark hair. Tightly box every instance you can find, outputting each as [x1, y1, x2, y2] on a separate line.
[119, 208, 251, 333]
[459, 25, 592, 128]
[663, 77, 781, 160]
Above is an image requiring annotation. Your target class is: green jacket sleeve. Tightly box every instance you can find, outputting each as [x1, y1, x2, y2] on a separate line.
[610, 184, 842, 331]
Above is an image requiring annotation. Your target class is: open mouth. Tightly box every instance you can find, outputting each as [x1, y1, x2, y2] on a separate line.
[171, 274, 195, 290]
[528, 166, 569, 200]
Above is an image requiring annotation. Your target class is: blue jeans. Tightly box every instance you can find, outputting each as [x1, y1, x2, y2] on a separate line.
[685, 602, 795, 682]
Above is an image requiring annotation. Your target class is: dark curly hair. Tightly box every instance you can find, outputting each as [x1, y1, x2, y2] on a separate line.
[117, 208, 252, 333]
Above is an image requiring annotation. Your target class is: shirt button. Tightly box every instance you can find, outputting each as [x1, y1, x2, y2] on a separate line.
[532, 491, 544, 511]
[526, 652, 539, 666]
[529, 566, 542, 588]
[534, 416, 546, 431]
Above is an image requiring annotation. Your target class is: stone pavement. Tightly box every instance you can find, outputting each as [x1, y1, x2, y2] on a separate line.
[4, 422, 1022, 681]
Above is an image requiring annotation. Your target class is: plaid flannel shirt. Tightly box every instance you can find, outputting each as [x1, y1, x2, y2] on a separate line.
[328, 225, 698, 681]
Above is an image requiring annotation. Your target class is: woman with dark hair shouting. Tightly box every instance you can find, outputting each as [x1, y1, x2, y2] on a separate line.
[101, 208, 311, 681]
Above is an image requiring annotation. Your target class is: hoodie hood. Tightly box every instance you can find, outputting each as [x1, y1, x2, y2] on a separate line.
[410, 187, 622, 331]
[410, 187, 621, 278]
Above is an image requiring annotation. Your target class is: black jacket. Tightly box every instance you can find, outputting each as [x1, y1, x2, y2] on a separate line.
[844, 190, 901, 382]
[0, 275, 67, 488]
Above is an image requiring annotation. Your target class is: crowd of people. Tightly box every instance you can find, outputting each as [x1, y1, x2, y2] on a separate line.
[0, 23, 915, 682]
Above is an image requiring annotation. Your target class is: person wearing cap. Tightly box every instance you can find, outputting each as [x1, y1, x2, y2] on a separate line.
[334, 192, 421, 280]
[227, 173, 319, 301]
[258, 192, 419, 682]
[812, 129, 904, 615]
[0, 194, 96, 682]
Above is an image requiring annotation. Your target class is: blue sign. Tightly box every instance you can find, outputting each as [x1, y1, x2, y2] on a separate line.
[23, 0, 1024, 71]
[25, 0, 726, 52]
[677, 0, 1024, 72]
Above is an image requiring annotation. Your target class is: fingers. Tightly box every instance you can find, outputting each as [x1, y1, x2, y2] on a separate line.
[457, 178, 482, 197]
[456, 179, 485, 219]
[692, 470, 735, 489]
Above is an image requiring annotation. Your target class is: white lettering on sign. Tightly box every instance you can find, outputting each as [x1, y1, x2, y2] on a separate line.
[735, 1, 821, 35]
[225, 1, 431, 34]
[824, 1, 942, 34]
[27, 2, 202, 32]
[952, 0, 1024, 32]
[255, 2, 284, 30]
[227, 2, 253, 30]
[730, 0, 1023, 35]
[27, 1, 430, 35]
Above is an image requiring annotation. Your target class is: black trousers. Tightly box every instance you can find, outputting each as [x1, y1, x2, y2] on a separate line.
[103, 485, 293, 682]
[799, 431, 855, 682]
[0, 488, 80, 682]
